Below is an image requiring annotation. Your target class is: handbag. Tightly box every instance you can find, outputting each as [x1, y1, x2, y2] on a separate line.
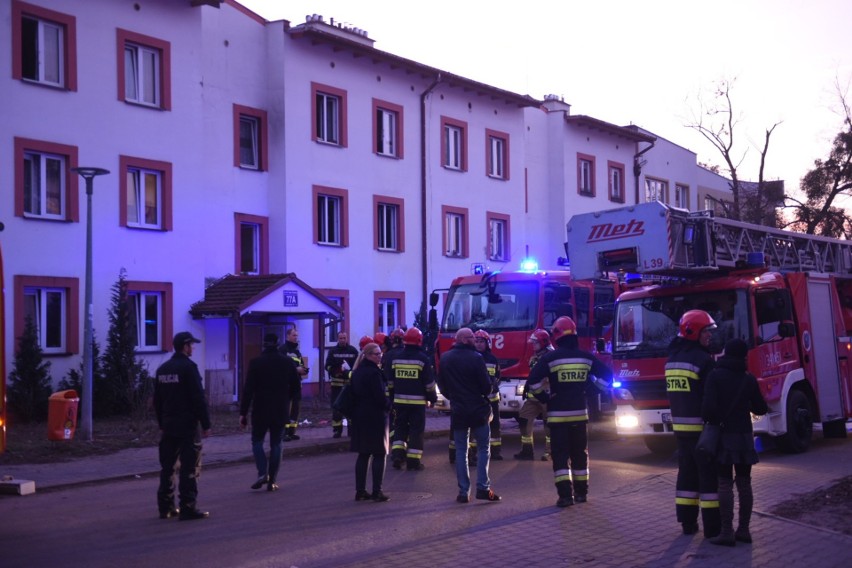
[332, 384, 355, 418]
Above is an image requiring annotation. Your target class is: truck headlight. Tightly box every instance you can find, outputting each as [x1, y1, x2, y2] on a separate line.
[616, 414, 640, 429]
[515, 383, 525, 396]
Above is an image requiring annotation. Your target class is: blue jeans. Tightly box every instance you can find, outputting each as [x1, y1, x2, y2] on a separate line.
[251, 423, 284, 482]
[453, 423, 491, 496]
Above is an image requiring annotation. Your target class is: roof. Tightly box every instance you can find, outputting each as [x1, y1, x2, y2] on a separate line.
[189, 273, 342, 318]
[566, 115, 657, 143]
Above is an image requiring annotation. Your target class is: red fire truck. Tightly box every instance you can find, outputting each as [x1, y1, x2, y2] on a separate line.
[429, 263, 617, 419]
[566, 201, 852, 453]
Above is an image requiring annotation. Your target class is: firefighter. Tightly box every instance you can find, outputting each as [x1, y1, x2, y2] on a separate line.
[514, 329, 553, 461]
[325, 331, 359, 438]
[385, 327, 438, 471]
[389, 328, 406, 352]
[374, 332, 390, 354]
[358, 335, 375, 351]
[527, 316, 612, 507]
[280, 327, 309, 441]
[665, 309, 721, 538]
[474, 330, 502, 461]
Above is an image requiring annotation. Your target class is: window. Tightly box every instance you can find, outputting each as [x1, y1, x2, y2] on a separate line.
[317, 289, 349, 343]
[608, 161, 625, 203]
[441, 116, 468, 171]
[15, 137, 79, 222]
[117, 29, 171, 110]
[233, 104, 268, 170]
[127, 281, 172, 352]
[577, 153, 596, 196]
[235, 213, 269, 275]
[645, 177, 668, 203]
[373, 99, 403, 158]
[312, 82, 348, 146]
[12, 1, 77, 90]
[487, 212, 510, 262]
[313, 186, 349, 247]
[375, 292, 405, 335]
[486, 129, 509, 179]
[374, 196, 405, 252]
[442, 205, 469, 258]
[14, 275, 79, 355]
[674, 184, 689, 209]
[119, 156, 172, 231]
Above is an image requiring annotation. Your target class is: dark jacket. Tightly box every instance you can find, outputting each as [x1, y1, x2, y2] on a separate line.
[350, 359, 390, 455]
[325, 343, 359, 387]
[384, 345, 438, 407]
[665, 337, 715, 437]
[154, 352, 211, 436]
[437, 343, 492, 429]
[702, 354, 769, 464]
[240, 346, 300, 427]
[480, 348, 501, 403]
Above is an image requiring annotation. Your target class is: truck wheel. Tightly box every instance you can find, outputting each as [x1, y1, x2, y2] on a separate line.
[644, 435, 677, 456]
[778, 390, 813, 454]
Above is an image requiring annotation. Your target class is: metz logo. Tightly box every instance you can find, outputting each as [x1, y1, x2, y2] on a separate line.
[587, 219, 645, 243]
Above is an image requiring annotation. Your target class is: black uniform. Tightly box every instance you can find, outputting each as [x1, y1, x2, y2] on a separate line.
[154, 351, 211, 516]
[280, 339, 305, 440]
[527, 337, 611, 503]
[325, 343, 359, 436]
[384, 345, 437, 470]
[665, 337, 720, 537]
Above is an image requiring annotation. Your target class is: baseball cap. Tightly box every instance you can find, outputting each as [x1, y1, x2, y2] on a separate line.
[173, 331, 202, 351]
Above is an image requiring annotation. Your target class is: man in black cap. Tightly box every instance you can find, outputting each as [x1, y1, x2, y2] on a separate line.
[240, 333, 300, 491]
[154, 331, 211, 521]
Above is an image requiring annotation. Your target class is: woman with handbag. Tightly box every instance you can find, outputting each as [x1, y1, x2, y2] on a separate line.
[350, 343, 391, 502]
[702, 338, 768, 546]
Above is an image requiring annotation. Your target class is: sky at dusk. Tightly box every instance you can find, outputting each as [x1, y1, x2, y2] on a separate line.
[237, 0, 852, 204]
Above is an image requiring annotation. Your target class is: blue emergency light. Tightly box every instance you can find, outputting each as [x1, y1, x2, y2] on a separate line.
[519, 258, 539, 272]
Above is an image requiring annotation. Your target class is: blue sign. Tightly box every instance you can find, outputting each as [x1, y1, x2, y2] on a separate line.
[283, 290, 298, 307]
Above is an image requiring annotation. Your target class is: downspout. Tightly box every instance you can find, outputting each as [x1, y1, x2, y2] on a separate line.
[420, 74, 442, 309]
[633, 140, 655, 204]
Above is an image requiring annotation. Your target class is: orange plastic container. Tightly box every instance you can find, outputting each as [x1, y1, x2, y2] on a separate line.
[47, 390, 79, 441]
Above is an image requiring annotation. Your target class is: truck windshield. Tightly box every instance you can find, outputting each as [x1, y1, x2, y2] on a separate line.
[613, 289, 750, 356]
[442, 281, 538, 332]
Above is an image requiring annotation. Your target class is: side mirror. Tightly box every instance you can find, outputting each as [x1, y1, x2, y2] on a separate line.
[429, 292, 439, 308]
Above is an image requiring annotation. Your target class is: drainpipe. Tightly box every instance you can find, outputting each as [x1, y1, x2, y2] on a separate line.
[420, 74, 442, 309]
[633, 140, 655, 204]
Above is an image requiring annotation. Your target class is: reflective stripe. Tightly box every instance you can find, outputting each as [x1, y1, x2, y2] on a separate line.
[676, 497, 699, 506]
[407, 449, 423, 459]
[554, 468, 572, 483]
[488, 393, 500, 402]
[520, 435, 532, 444]
[672, 424, 704, 432]
[665, 361, 702, 374]
[700, 499, 720, 509]
[547, 409, 589, 423]
[676, 490, 699, 499]
[490, 439, 502, 446]
[394, 399, 427, 406]
[392, 441, 407, 451]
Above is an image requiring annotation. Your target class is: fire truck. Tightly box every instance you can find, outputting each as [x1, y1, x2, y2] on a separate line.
[429, 263, 617, 419]
[566, 201, 852, 453]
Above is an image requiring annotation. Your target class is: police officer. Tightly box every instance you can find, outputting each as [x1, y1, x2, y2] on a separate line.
[325, 331, 359, 438]
[154, 331, 211, 521]
[666, 309, 721, 538]
[527, 317, 612, 507]
[280, 327, 309, 441]
[514, 329, 553, 461]
[385, 327, 437, 471]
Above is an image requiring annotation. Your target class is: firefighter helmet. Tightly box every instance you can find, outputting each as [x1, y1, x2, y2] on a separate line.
[678, 310, 717, 341]
[529, 328, 551, 348]
[473, 329, 491, 346]
[358, 335, 374, 350]
[374, 332, 388, 348]
[403, 327, 423, 346]
[551, 316, 577, 342]
[390, 328, 405, 346]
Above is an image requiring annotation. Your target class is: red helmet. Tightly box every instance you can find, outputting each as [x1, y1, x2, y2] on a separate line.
[529, 328, 551, 348]
[403, 327, 423, 346]
[678, 310, 717, 341]
[390, 328, 405, 345]
[374, 332, 388, 347]
[359, 335, 374, 350]
[473, 329, 491, 346]
[551, 316, 577, 342]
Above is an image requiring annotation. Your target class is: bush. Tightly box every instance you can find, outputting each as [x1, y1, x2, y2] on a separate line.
[7, 316, 53, 423]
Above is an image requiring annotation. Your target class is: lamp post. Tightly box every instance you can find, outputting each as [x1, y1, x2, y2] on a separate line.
[72, 167, 109, 441]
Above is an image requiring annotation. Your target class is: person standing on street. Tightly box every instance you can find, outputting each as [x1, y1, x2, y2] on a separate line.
[703, 338, 768, 546]
[350, 343, 391, 502]
[438, 327, 501, 504]
[280, 327, 309, 441]
[527, 317, 612, 508]
[325, 332, 359, 438]
[239, 333, 300, 492]
[385, 327, 437, 471]
[515, 329, 553, 461]
[666, 309, 720, 538]
[474, 329, 503, 461]
[154, 331, 211, 521]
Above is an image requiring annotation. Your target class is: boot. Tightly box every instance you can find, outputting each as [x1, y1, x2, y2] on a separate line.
[491, 446, 503, 460]
[514, 444, 534, 461]
[735, 476, 754, 543]
[555, 480, 574, 508]
[710, 478, 736, 546]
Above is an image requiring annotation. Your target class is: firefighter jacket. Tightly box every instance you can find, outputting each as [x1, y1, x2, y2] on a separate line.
[384, 345, 437, 407]
[523, 347, 552, 399]
[665, 338, 715, 436]
[324, 343, 359, 387]
[154, 352, 211, 436]
[280, 340, 306, 379]
[527, 345, 611, 424]
[240, 346, 301, 427]
[480, 349, 501, 403]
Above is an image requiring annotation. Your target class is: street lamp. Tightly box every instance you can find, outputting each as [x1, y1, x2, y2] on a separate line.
[72, 167, 109, 441]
